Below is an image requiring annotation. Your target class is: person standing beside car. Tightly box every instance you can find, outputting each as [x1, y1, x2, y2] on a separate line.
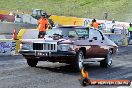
[38, 14, 48, 38]
[91, 19, 99, 29]
[128, 23, 132, 43]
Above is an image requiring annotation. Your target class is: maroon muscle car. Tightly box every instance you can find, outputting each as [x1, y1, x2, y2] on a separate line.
[19, 26, 118, 71]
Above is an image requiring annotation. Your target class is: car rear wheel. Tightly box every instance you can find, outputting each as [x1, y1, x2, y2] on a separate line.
[72, 50, 84, 71]
[27, 59, 38, 67]
[100, 50, 113, 68]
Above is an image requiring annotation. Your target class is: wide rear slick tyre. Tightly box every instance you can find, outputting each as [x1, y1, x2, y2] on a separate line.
[27, 59, 38, 67]
[100, 50, 113, 68]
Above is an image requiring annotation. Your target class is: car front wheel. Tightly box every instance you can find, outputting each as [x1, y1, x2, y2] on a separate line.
[73, 50, 84, 71]
[27, 59, 38, 67]
[100, 50, 113, 68]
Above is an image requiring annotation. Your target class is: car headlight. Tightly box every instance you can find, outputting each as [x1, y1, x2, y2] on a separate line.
[58, 44, 74, 51]
[20, 43, 32, 50]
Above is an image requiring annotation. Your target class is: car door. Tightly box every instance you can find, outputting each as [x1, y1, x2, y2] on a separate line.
[86, 29, 106, 58]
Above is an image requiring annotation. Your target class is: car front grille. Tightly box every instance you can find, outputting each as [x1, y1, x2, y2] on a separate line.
[33, 43, 43, 50]
[33, 43, 57, 51]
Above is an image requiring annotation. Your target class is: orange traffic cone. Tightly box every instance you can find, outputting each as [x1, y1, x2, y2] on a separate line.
[81, 67, 89, 78]
[12, 28, 17, 40]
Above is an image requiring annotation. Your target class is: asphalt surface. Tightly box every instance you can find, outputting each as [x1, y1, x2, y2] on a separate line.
[0, 46, 132, 88]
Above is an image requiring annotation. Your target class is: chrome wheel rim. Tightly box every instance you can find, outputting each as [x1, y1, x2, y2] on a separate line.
[108, 50, 112, 66]
[78, 52, 84, 70]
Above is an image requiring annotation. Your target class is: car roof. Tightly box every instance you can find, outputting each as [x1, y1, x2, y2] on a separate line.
[55, 25, 89, 29]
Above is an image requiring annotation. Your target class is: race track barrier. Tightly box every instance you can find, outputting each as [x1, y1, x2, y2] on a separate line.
[104, 33, 128, 46]
[50, 15, 84, 26]
[0, 29, 35, 55]
[0, 22, 37, 34]
[0, 10, 9, 14]
[0, 39, 16, 55]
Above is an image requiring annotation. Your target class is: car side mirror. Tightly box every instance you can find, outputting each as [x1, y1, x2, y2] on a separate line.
[93, 37, 97, 40]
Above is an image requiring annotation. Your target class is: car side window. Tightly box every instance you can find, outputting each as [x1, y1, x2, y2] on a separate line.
[89, 29, 103, 40]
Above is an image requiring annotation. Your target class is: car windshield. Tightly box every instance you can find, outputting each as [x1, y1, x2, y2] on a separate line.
[46, 27, 89, 38]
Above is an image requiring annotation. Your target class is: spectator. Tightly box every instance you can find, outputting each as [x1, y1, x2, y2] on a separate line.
[91, 19, 99, 29]
[38, 14, 48, 38]
[128, 23, 132, 43]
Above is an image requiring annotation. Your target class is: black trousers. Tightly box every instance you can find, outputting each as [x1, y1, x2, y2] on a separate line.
[38, 31, 46, 38]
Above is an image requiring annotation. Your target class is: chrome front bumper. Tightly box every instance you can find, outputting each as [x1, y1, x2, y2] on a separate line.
[19, 50, 76, 57]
